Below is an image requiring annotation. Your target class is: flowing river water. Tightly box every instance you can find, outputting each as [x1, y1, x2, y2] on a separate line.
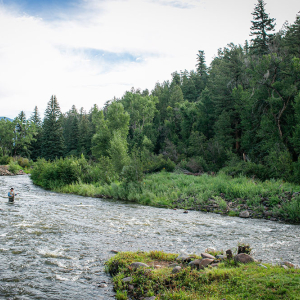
[1, 175, 300, 299]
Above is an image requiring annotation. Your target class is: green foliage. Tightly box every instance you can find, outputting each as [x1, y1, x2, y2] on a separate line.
[106, 250, 300, 300]
[0, 155, 12, 165]
[31, 157, 80, 189]
[17, 157, 31, 168]
[8, 161, 22, 174]
[280, 194, 300, 223]
[41, 95, 65, 160]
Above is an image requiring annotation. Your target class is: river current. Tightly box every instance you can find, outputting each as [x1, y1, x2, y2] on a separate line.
[0, 175, 300, 299]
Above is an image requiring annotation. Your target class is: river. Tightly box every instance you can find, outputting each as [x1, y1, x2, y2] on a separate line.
[1, 175, 300, 299]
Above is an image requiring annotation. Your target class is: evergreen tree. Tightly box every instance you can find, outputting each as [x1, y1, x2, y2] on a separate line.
[29, 106, 42, 160]
[196, 50, 207, 77]
[250, 0, 276, 55]
[41, 95, 65, 160]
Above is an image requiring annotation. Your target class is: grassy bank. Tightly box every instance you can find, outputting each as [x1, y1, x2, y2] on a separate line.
[53, 171, 300, 223]
[105, 250, 300, 300]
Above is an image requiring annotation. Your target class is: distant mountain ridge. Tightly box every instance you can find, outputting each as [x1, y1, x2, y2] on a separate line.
[0, 117, 13, 121]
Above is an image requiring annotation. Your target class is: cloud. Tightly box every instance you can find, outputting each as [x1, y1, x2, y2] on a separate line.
[1, 0, 300, 119]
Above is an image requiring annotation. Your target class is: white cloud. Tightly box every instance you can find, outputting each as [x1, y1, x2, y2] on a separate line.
[0, 0, 299, 119]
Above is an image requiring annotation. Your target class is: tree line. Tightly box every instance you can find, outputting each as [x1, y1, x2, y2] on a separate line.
[1, 0, 300, 183]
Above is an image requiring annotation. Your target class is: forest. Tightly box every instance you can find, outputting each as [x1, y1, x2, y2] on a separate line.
[1, 0, 300, 186]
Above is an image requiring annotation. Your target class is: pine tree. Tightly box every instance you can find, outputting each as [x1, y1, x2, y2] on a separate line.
[29, 106, 42, 160]
[196, 50, 207, 77]
[250, 0, 276, 55]
[41, 95, 65, 160]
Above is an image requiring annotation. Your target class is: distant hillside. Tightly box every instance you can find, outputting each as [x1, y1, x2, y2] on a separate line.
[0, 117, 13, 121]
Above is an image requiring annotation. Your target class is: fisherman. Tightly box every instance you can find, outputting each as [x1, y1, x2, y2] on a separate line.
[8, 187, 17, 203]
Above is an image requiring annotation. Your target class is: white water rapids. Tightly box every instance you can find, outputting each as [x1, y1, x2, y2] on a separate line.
[1, 175, 300, 299]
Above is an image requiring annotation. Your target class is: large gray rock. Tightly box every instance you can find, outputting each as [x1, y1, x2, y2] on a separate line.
[122, 276, 132, 282]
[189, 258, 214, 269]
[201, 253, 216, 260]
[234, 253, 254, 264]
[239, 210, 250, 218]
[130, 262, 149, 269]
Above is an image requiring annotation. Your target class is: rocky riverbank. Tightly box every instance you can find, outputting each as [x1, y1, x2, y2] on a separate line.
[0, 165, 26, 176]
[106, 247, 300, 300]
[171, 191, 300, 223]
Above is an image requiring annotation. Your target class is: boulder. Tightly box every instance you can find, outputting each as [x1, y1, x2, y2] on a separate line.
[122, 277, 132, 282]
[216, 255, 226, 260]
[189, 258, 214, 269]
[239, 210, 250, 218]
[201, 253, 216, 260]
[226, 249, 233, 259]
[130, 262, 149, 269]
[176, 253, 191, 262]
[234, 253, 254, 264]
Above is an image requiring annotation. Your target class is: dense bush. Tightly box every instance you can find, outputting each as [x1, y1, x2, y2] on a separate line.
[0, 155, 12, 165]
[8, 161, 22, 174]
[143, 154, 175, 173]
[31, 157, 81, 189]
[17, 157, 31, 168]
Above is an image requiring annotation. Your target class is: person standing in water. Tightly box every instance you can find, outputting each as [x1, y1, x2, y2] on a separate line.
[8, 188, 17, 203]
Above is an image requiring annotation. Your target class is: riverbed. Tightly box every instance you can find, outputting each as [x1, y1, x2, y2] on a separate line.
[1, 175, 300, 299]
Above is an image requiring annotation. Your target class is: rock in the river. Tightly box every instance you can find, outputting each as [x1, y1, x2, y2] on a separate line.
[239, 210, 250, 218]
[130, 262, 149, 269]
[172, 266, 182, 274]
[144, 297, 156, 300]
[201, 253, 216, 260]
[189, 258, 214, 269]
[98, 283, 107, 288]
[234, 253, 254, 264]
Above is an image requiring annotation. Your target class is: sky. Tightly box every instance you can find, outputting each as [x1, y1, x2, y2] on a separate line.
[0, 0, 299, 119]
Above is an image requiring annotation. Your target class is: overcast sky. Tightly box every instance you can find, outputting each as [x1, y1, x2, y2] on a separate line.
[0, 0, 299, 119]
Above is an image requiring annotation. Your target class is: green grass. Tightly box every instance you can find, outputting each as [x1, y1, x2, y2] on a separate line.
[49, 171, 300, 223]
[106, 251, 300, 300]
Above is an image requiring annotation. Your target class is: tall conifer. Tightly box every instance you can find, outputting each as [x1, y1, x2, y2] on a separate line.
[42, 95, 65, 160]
[250, 0, 276, 55]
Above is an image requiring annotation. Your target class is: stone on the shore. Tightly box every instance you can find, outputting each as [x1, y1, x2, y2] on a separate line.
[189, 258, 214, 269]
[216, 255, 226, 260]
[258, 264, 267, 269]
[239, 210, 250, 218]
[172, 266, 182, 273]
[176, 253, 190, 261]
[122, 276, 133, 282]
[144, 297, 156, 300]
[234, 253, 254, 264]
[130, 262, 149, 269]
[226, 249, 233, 259]
[282, 261, 295, 268]
[201, 253, 216, 260]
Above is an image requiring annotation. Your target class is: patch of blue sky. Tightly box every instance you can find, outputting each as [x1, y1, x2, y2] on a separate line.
[83, 48, 140, 64]
[150, 0, 196, 9]
[1, 0, 83, 19]
[59, 47, 146, 65]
